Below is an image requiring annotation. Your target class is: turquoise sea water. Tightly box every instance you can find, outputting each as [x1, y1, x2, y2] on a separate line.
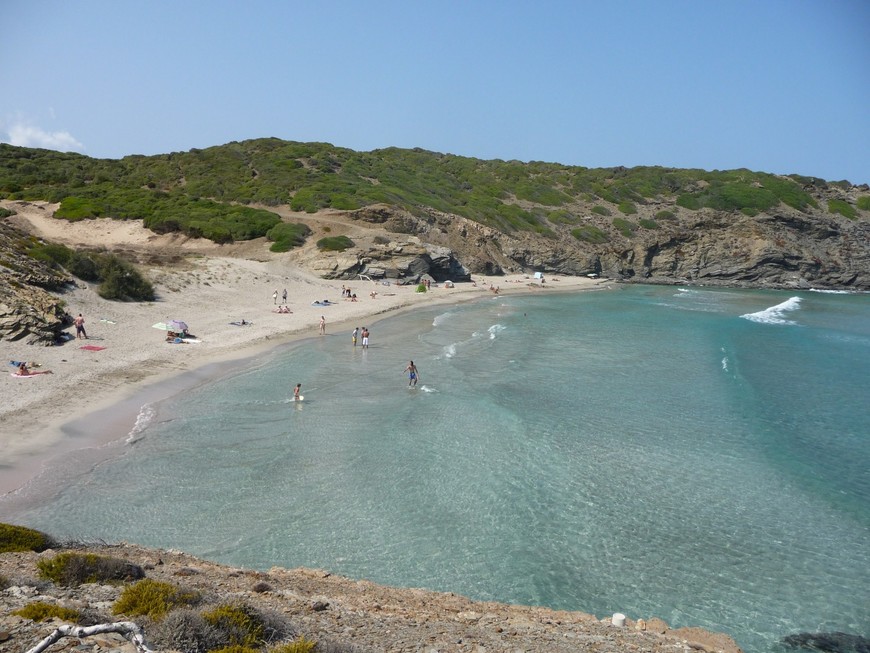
[3, 285, 868, 652]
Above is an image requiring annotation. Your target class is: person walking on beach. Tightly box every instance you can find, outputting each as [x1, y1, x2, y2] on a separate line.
[319, 315, 326, 335]
[272, 289, 278, 304]
[282, 288, 288, 304]
[73, 313, 87, 339]
[352, 327, 359, 346]
[293, 383, 302, 401]
[404, 360, 419, 387]
[361, 327, 369, 349]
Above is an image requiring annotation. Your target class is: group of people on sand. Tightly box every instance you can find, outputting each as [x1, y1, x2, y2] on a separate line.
[273, 288, 288, 305]
[273, 305, 292, 314]
[340, 286, 357, 301]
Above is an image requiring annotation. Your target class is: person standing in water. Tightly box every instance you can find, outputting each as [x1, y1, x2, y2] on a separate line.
[319, 315, 326, 335]
[293, 383, 302, 401]
[404, 361, 419, 387]
[352, 326, 359, 346]
[361, 327, 369, 349]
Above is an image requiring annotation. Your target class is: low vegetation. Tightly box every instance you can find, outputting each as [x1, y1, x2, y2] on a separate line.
[571, 225, 609, 244]
[316, 235, 354, 252]
[613, 218, 639, 237]
[37, 552, 145, 587]
[266, 222, 311, 252]
[828, 199, 857, 220]
[13, 600, 82, 623]
[25, 241, 155, 301]
[0, 139, 835, 246]
[857, 196, 870, 211]
[113, 578, 201, 620]
[0, 522, 56, 553]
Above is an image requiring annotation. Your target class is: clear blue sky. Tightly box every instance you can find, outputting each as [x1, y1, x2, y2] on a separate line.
[2, 0, 868, 183]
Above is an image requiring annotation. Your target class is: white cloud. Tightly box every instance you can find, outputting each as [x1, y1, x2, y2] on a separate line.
[3, 122, 84, 152]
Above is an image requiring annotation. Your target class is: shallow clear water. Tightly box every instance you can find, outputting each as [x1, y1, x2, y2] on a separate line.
[4, 285, 869, 652]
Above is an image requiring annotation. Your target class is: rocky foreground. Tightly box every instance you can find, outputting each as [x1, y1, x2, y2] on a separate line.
[0, 543, 742, 653]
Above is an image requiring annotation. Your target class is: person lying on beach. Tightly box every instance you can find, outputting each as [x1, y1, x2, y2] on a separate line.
[16, 362, 53, 376]
[272, 306, 292, 313]
[312, 300, 334, 306]
[166, 335, 189, 344]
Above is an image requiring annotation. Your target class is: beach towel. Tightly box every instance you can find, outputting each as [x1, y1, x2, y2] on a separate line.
[10, 373, 36, 378]
[80, 345, 107, 351]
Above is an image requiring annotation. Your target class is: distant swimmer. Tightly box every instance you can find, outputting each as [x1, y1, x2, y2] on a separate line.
[404, 360, 419, 387]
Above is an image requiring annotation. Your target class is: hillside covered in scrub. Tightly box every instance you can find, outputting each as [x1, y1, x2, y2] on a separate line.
[1, 139, 869, 292]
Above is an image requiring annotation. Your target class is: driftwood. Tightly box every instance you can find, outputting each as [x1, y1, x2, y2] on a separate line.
[25, 621, 155, 653]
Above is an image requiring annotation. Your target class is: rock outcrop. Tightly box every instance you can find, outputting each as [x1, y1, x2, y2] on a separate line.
[0, 217, 72, 344]
[0, 543, 744, 653]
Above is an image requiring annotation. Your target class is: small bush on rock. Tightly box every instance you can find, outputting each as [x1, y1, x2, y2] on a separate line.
[14, 601, 82, 623]
[269, 636, 317, 653]
[148, 608, 224, 653]
[37, 552, 144, 587]
[209, 646, 260, 653]
[0, 522, 56, 553]
[316, 236, 354, 252]
[203, 602, 289, 649]
[113, 578, 201, 620]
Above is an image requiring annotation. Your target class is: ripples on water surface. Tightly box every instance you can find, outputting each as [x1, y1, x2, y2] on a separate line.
[5, 286, 869, 652]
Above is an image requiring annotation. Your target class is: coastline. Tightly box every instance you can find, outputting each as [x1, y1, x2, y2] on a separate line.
[0, 217, 610, 498]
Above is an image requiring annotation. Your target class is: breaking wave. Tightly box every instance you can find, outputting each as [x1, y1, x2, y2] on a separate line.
[740, 297, 802, 325]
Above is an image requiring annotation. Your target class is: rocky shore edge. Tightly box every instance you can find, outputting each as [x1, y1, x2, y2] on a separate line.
[0, 541, 742, 653]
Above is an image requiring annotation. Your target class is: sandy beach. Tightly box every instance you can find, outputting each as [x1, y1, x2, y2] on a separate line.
[0, 202, 609, 497]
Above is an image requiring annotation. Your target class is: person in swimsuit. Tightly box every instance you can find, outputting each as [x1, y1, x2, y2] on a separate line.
[361, 327, 369, 349]
[16, 362, 53, 376]
[74, 313, 87, 339]
[404, 361, 419, 387]
[352, 327, 359, 346]
[293, 383, 302, 400]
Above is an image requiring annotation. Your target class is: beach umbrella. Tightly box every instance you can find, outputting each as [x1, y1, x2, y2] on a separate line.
[168, 320, 189, 332]
[151, 322, 170, 331]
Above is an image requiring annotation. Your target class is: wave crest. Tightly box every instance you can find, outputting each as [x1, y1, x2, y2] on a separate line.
[740, 297, 802, 325]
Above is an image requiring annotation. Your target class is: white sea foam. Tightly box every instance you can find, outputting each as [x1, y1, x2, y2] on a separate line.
[442, 343, 457, 359]
[740, 296, 802, 325]
[432, 311, 454, 326]
[488, 324, 507, 340]
[126, 403, 155, 443]
[809, 288, 851, 294]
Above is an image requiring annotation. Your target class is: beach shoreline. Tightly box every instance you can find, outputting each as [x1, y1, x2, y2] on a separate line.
[0, 205, 611, 499]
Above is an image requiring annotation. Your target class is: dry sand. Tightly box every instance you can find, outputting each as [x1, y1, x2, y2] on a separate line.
[0, 202, 610, 497]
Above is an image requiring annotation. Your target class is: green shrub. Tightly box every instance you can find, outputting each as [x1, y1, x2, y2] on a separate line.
[0, 573, 9, 590]
[0, 206, 15, 218]
[613, 218, 638, 237]
[416, 283, 427, 293]
[316, 236, 354, 252]
[209, 646, 259, 653]
[571, 225, 609, 244]
[591, 205, 611, 216]
[267, 222, 311, 252]
[638, 219, 659, 229]
[202, 603, 267, 648]
[27, 242, 74, 268]
[676, 194, 701, 210]
[617, 201, 637, 215]
[828, 199, 857, 220]
[270, 636, 317, 653]
[113, 579, 201, 620]
[37, 552, 145, 587]
[96, 255, 156, 301]
[654, 210, 676, 221]
[857, 196, 870, 211]
[14, 601, 82, 623]
[67, 251, 101, 281]
[0, 523, 56, 553]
